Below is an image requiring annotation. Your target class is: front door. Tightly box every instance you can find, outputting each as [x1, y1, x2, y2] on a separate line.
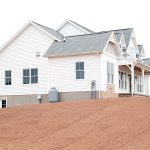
[0, 98, 7, 108]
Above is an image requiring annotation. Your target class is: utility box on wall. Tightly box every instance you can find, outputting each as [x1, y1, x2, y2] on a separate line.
[48, 87, 59, 102]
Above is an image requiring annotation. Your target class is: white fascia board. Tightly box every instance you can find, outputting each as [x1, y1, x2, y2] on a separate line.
[0, 21, 60, 54]
[67, 20, 90, 34]
[45, 51, 102, 58]
[31, 22, 60, 41]
[56, 19, 68, 31]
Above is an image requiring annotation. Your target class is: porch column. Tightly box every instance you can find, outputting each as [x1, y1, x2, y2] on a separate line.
[131, 65, 135, 97]
[142, 68, 145, 94]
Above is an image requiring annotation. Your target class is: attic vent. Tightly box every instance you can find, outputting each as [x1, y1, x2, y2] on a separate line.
[35, 51, 40, 57]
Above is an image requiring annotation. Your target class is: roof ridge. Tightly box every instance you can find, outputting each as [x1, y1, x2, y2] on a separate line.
[64, 31, 111, 38]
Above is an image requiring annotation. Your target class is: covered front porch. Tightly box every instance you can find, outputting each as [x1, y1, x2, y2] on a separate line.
[118, 59, 150, 97]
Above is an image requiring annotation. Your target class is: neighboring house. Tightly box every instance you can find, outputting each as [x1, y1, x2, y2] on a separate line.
[0, 19, 150, 108]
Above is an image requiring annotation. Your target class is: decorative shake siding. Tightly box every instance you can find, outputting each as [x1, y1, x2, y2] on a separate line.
[105, 42, 116, 55]
[48, 54, 101, 92]
[0, 24, 53, 95]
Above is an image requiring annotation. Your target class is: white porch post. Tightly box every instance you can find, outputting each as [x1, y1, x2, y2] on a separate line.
[142, 68, 145, 94]
[131, 65, 135, 97]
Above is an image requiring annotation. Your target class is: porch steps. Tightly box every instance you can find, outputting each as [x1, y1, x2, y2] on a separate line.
[119, 93, 149, 97]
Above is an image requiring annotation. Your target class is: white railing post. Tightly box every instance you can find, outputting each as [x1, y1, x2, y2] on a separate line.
[142, 68, 145, 94]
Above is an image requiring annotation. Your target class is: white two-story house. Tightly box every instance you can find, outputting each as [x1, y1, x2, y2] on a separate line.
[0, 19, 150, 108]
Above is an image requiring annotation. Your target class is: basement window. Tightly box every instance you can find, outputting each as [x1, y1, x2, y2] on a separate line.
[5, 70, 11, 85]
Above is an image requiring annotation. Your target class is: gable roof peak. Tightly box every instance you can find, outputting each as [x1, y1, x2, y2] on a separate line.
[57, 19, 94, 34]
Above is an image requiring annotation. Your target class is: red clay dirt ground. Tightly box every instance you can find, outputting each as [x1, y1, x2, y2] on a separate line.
[1, 97, 150, 150]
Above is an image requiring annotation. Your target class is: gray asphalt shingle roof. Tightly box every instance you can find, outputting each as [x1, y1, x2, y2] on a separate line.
[105, 28, 133, 47]
[96, 28, 133, 47]
[143, 58, 150, 65]
[33, 21, 64, 41]
[114, 32, 122, 42]
[115, 28, 133, 47]
[44, 31, 112, 57]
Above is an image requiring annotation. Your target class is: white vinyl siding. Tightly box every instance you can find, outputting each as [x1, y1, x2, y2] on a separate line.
[48, 54, 100, 92]
[0, 24, 54, 95]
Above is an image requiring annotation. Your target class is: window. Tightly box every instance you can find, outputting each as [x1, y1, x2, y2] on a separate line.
[23, 69, 30, 84]
[137, 76, 142, 92]
[23, 68, 38, 84]
[31, 68, 38, 84]
[5, 70, 11, 85]
[76, 62, 84, 79]
[107, 62, 114, 84]
[119, 71, 127, 90]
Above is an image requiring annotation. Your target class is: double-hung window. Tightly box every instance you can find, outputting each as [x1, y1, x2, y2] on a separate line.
[31, 68, 38, 84]
[76, 62, 84, 79]
[23, 69, 30, 84]
[107, 62, 114, 84]
[5, 70, 11, 85]
[23, 68, 38, 84]
[119, 71, 127, 90]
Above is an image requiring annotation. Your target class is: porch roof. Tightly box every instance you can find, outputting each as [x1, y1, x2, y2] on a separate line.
[118, 59, 150, 74]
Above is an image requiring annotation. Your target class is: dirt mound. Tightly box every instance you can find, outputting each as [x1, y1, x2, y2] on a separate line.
[0, 97, 150, 150]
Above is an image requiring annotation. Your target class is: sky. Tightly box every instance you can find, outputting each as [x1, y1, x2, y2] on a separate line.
[0, 0, 149, 57]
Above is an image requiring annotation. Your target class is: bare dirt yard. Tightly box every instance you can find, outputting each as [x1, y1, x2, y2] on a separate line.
[1, 97, 150, 150]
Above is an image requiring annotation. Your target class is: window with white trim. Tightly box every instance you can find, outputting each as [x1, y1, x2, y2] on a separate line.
[23, 69, 30, 84]
[119, 71, 127, 90]
[31, 68, 38, 84]
[23, 68, 38, 84]
[137, 76, 142, 92]
[5, 70, 11, 85]
[107, 62, 114, 84]
[76, 62, 84, 79]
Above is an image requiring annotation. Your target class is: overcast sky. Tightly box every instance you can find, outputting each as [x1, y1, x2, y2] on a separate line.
[0, 0, 149, 57]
